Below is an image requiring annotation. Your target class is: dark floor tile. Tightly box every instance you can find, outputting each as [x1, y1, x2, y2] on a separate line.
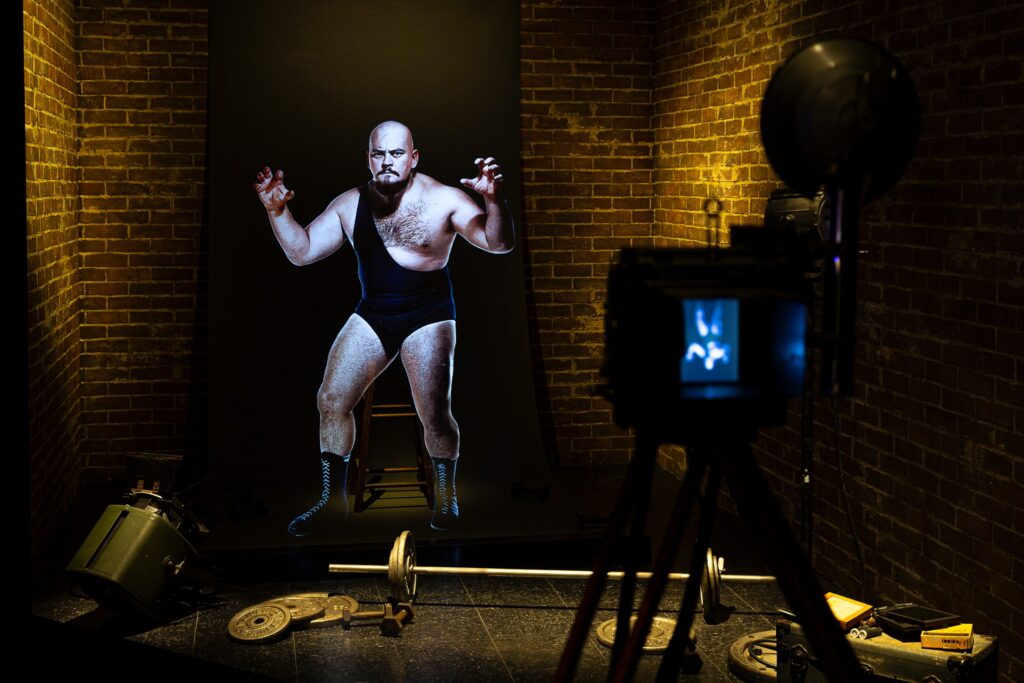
[547, 577, 650, 612]
[720, 581, 788, 615]
[569, 654, 619, 683]
[32, 590, 102, 623]
[396, 650, 513, 683]
[294, 624, 404, 683]
[473, 604, 577, 679]
[458, 575, 574, 609]
[460, 576, 618, 683]
[126, 610, 198, 656]
[389, 606, 513, 683]
[192, 586, 298, 681]
[409, 575, 473, 607]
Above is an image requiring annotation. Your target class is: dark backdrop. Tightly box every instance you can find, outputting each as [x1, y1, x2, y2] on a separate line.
[208, 0, 567, 549]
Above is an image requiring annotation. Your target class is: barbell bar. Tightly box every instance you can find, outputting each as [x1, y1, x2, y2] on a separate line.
[328, 531, 775, 622]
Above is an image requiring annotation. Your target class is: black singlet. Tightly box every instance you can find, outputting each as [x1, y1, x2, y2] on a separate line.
[352, 184, 456, 357]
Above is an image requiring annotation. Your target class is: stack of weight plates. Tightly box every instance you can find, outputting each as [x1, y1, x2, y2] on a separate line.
[227, 593, 360, 643]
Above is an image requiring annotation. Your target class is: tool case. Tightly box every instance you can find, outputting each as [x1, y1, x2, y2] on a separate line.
[776, 619, 998, 682]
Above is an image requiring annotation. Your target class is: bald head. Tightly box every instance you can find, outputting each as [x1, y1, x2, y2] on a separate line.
[367, 120, 419, 194]
[369, 120, 414, 151]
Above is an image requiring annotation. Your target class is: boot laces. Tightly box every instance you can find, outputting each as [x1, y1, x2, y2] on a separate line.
[436, 461, 457, 516]
[297, 457, 332, 521]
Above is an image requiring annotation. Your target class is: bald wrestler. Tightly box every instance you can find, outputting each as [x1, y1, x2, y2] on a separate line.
[254, 121, 513, 535]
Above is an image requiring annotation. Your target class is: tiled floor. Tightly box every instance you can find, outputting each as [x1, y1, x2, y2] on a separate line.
[32, 464, 798, 681]
[33, 565, 789, 681]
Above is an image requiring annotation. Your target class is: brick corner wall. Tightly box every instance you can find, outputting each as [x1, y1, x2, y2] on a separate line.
[24, 0, 81, 561]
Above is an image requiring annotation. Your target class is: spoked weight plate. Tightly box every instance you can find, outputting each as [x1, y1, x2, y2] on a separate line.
[388, 530, 417, 603]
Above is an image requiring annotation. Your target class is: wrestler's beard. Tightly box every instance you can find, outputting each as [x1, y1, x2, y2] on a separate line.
[372, 172, 411, 197]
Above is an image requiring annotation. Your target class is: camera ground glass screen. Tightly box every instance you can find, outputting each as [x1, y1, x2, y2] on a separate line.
[681, 299, 739, 383]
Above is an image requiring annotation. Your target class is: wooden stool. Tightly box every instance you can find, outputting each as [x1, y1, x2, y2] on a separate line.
[349, 381, 434, 513]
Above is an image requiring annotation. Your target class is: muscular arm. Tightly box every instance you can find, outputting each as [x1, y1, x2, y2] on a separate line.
[452, 157, 515, 254]
[255, 167, 348, 266]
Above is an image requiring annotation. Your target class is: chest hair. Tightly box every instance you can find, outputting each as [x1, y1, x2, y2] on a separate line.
[375, 201, 433, 249]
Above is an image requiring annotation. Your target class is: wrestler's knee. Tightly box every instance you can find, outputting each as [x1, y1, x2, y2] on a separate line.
[317, 383, 358, 416]
[423, 411, 458, 440]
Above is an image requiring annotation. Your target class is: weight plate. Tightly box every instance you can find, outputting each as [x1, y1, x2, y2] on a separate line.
[727, 630, 777, 682]
[261, 595, 326, 625]
[387, 536, 399, 599]
[227, 604, 292, 643]
[594, 616, 677, 654]
[388, 530, 417, 603]
[702, 549, 723, 624]
[305, 594, 360, 629]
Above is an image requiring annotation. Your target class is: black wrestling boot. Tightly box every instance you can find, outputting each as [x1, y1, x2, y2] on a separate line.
[429, 457, 459, 531]
[287, 453, 350, 537]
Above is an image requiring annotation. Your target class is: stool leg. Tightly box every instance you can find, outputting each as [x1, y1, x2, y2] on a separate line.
[352, 383, 374, 513]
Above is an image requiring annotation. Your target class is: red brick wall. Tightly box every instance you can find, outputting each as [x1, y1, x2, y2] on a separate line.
[75, 0, 207, 470]
[520, 0, 655, 465]
[652, 1, 1023, 680]
[24, 0, 81, 560]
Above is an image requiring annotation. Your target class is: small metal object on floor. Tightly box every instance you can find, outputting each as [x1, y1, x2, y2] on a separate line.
[340, 601, 415, 636]
[727, 630, 777, 682]
[594, 616, 677, 654]
[227, 604, 292, 643]
[292, 593, 359, 629]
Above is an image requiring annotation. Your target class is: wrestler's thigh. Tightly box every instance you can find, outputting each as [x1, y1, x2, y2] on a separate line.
[400, 321, 456, 412]
[321, 314, 392, 403]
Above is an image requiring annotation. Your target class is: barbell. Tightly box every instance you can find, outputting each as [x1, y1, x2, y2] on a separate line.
[328, 531, 775, 623]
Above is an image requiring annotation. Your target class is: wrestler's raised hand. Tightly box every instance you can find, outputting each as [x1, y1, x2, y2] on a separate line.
[460, 157, 503, 199]
[254, 166, 295, 215]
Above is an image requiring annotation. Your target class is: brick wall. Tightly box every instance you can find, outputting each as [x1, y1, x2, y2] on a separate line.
[652, 0, 780, 242]
[23, 0, 207, 560]
[520, 0, 655, 465]
[75, 0, 207, 472]
[652, 1, 1023, 680]
[24, 0, 81, 560]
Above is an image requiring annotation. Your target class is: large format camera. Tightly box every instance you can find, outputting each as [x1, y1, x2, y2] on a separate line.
[604, 229, 813, 434]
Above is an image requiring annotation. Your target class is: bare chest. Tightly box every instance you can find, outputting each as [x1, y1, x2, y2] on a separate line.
[374, 201, 448, 249]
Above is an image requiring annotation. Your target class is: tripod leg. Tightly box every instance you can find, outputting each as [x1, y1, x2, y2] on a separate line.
[722, 443, 863, 683]
[653, 458, 720, 683]
[555, 432, 659, 683]
[608, 444, 656, 677]
[607, 450, 711, 683]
